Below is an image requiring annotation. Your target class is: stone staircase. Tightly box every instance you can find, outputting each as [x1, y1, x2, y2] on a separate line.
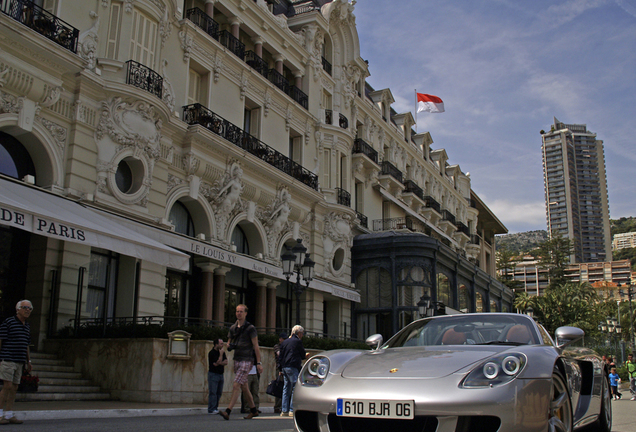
[16, 352, 112, 401]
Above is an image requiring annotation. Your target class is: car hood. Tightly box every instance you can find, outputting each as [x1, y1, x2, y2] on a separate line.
[341, 347, 499, 379]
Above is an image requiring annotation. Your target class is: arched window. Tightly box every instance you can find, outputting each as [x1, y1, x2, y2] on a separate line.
[476, 292, 483, 312]
[168, 201, 195, 237]
[458, 284, 470, 313]
[436, 272, 452, 307]
[490, 299, 499, 312]
[0, 132, 35, 180]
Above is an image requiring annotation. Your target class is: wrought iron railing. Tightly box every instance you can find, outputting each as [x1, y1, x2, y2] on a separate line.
[352, 138, 378, 164]
[339, 113, 348, 129]
[292, 0, 321, 15]
[267, 68, 289, 93]
[373, 217, 408, 231]
[355, 211, 368, 228]
[423, 196, 441, 213]
[126, 60, 163, 98]
[183, 103, 319, 190]
[322, 56, 332, 75]
[325, 109, 333, 125]
[1, 0, 79, 53]
[288, 85, 308, 109]
[244, 50, 268, 77]
[380, 161, 403, 183]
[470, 235, 481, 246]
[441, 210, 456, 226]
[216, 30, 245, 59]
[403, 180, 424, 200]
[336, 187, 351, 207]
[185, 7, 219, 39]
[405, 216, 428, 234]
[456, 221, 470, 237]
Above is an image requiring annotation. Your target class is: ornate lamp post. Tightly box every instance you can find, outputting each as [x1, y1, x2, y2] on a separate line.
[281, 238, 315, 325]
[600, 317, 622, 364]
[417, 293, 445, 318]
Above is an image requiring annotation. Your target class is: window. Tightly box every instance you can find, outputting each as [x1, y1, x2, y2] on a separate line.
[130, 9, 157, 67]
[289, 131, 302, 165]
[106, 2, 122, 59]
[87, 250, 119, 320]
[458, 284, 470, 313]
[355, 181, 364, 212]
[437, 272, 452, 307]
[187, 69, 202, 105]
[168, 201, 195, 237]
[0, 133, 35, 180]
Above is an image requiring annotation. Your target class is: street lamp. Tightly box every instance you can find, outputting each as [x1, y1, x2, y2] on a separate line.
[600, 317, 622, 364]
[281, 238, 314, 325]
[417, 293, 446, 318]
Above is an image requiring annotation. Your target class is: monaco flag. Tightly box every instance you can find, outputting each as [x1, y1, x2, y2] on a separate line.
[416, 93, 445, 113]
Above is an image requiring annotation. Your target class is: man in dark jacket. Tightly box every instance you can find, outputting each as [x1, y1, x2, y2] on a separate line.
[279, 325, 306, 417]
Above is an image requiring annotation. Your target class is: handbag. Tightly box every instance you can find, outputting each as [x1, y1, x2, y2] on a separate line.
[266, 376, 283, 398]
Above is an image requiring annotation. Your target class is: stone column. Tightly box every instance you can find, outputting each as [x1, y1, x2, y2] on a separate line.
[250, 276, 272, 333]
[274, 55, 285, 74]
[205, 0, 215, 17]
[230, 17, 241, 39]
[213, 266, 232, 324]
[293, 71, 303, 89]
[197, 262, 217, 321]
[267, 281, 280, 333]
[252, 36, 263, 57]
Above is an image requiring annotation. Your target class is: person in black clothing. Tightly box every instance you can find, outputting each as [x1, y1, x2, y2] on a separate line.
[272, 332, 287, 413]
[279, 325, 307, 417]
[208, 338, 227, 414]
[0, 300, 32, 425]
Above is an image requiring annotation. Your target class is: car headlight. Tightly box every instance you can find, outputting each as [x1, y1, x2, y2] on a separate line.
[461, 353, 526, 388]
[301, 356, 330, 387]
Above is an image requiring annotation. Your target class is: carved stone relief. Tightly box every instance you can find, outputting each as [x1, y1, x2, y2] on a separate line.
[322, 211, 354, 276]
[258, 185, 292, 258]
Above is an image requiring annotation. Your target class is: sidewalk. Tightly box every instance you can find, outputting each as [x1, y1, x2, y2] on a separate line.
[12, 401, 276, 421]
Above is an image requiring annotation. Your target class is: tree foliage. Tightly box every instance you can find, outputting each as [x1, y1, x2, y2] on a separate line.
[495, 246, 523, 291]
[533, 231, 573, 288]
[529, 282, 599, 335]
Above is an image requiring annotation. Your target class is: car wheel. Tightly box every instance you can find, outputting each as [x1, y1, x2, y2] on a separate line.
[549, 368, 573, 432]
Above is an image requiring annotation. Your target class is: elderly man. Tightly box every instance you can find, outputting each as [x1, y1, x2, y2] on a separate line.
[279, 325, 307, 417]
[0, 300, 33, 424]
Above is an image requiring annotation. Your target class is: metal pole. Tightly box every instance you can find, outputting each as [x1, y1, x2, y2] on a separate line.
[295, 274, 301, 325]
[629, 284, 635, 352]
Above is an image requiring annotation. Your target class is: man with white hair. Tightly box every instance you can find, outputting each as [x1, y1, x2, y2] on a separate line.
[278, 325, 307, 417]
[0, 300, 33, 424]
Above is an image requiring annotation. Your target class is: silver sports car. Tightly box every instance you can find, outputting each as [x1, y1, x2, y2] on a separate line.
[293, 313, 611, 432]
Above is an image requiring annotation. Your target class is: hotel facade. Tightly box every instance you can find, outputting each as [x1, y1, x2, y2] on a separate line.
[0, 0, 511, 359]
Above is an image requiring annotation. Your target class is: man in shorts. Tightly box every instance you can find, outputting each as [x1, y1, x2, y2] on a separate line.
[0, 300, 33, 424]
[219, 304, 263, 420]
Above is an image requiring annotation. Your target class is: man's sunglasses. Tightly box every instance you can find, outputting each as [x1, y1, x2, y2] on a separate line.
[19, 306, 33, 311]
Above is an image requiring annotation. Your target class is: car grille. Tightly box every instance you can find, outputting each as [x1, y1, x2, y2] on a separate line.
[295, 412, 500, 432]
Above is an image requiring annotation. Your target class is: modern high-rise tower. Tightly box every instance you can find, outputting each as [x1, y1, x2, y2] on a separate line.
[541, 118, 611, 263]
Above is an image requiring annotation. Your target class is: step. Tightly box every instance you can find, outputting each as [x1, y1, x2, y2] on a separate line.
[31, 364, 76, 373]
[16, 392, 112, 402]
[38, 377, 93, 386]
[36, 385, 102, 393]
[32, 358, 69, 367]
[32, 371, 83, 379]
[30, 352, 58, 360]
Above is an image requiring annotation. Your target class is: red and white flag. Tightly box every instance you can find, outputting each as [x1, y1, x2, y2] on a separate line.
[416, 93, 445, 113]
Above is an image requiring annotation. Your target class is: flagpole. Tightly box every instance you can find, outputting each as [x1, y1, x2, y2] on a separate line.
[414, 89, 417, 133]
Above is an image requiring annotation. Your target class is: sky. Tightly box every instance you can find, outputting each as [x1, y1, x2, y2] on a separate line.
[353, 0, 636, 234]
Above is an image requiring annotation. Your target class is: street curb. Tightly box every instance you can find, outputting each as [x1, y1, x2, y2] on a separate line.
[17, 406, 275, 421]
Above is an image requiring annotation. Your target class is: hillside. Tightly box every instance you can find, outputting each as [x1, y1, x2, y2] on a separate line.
[495, 230, 548, 255]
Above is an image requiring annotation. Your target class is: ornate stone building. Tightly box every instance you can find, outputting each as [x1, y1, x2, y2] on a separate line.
[0, 0, 510, 351]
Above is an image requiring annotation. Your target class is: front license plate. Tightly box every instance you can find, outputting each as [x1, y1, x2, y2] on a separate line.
[336, 399, 414, 419]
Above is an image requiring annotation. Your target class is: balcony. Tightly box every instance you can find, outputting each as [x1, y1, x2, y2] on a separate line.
[244, 50, 268, 77]
[355, 211, 368, 228]
[420, 196, 441, 225]
[380, 161, 402, 183]
[325, 109, 332, 125]
[126, 60, 163, 98]
[353, 138, 378, 164]
[288, 85, 308, 109]
[216, 30, 245, 60]
[403, 180, 424, 200]
[1, 0, 79, 53]
[182, 103, 318, 190]
[335, 187, 351, 207]
[456, 222, 470, 237]
[322, 56, 332, 75]
[372, 216, 428, 234]
[267, 68, 289, 93]
[423, 196, 441, 213]
[186, 7, 218, 39]
[441, 210, 456, 226]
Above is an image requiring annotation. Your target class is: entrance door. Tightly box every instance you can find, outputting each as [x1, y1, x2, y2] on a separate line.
[165, 271, 188, 319]
[0, 227, 29, 320]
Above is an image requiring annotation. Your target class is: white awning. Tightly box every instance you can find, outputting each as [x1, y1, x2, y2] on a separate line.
[0, 178, 190, 271]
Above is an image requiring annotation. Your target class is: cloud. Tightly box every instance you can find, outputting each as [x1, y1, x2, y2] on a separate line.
[615, 0, 636, 17]
[488, 201, 547, 233]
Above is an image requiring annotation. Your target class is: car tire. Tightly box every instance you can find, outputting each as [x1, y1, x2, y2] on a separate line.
[549, 368, 573, 432]
[587, 375, 612, 432]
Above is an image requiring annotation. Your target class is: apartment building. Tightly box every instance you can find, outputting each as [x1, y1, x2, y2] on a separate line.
[541, 117, 611, 263]
[613, 232, 636, 251]
[0, 0, 511, 361]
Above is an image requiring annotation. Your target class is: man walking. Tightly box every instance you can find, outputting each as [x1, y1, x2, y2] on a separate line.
[208, 338, 227, 414]
[279, 325, 306, 417]
[219, 304, 263, 420]
[0, 300, 33, 424]
[627, 352, 636, 400]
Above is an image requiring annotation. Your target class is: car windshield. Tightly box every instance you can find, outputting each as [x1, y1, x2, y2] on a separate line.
[383, 314, 540, 348]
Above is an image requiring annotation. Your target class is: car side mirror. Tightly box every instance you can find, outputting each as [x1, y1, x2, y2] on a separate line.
[366, 334, 383, 350]
[554, 326, 584, 348]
